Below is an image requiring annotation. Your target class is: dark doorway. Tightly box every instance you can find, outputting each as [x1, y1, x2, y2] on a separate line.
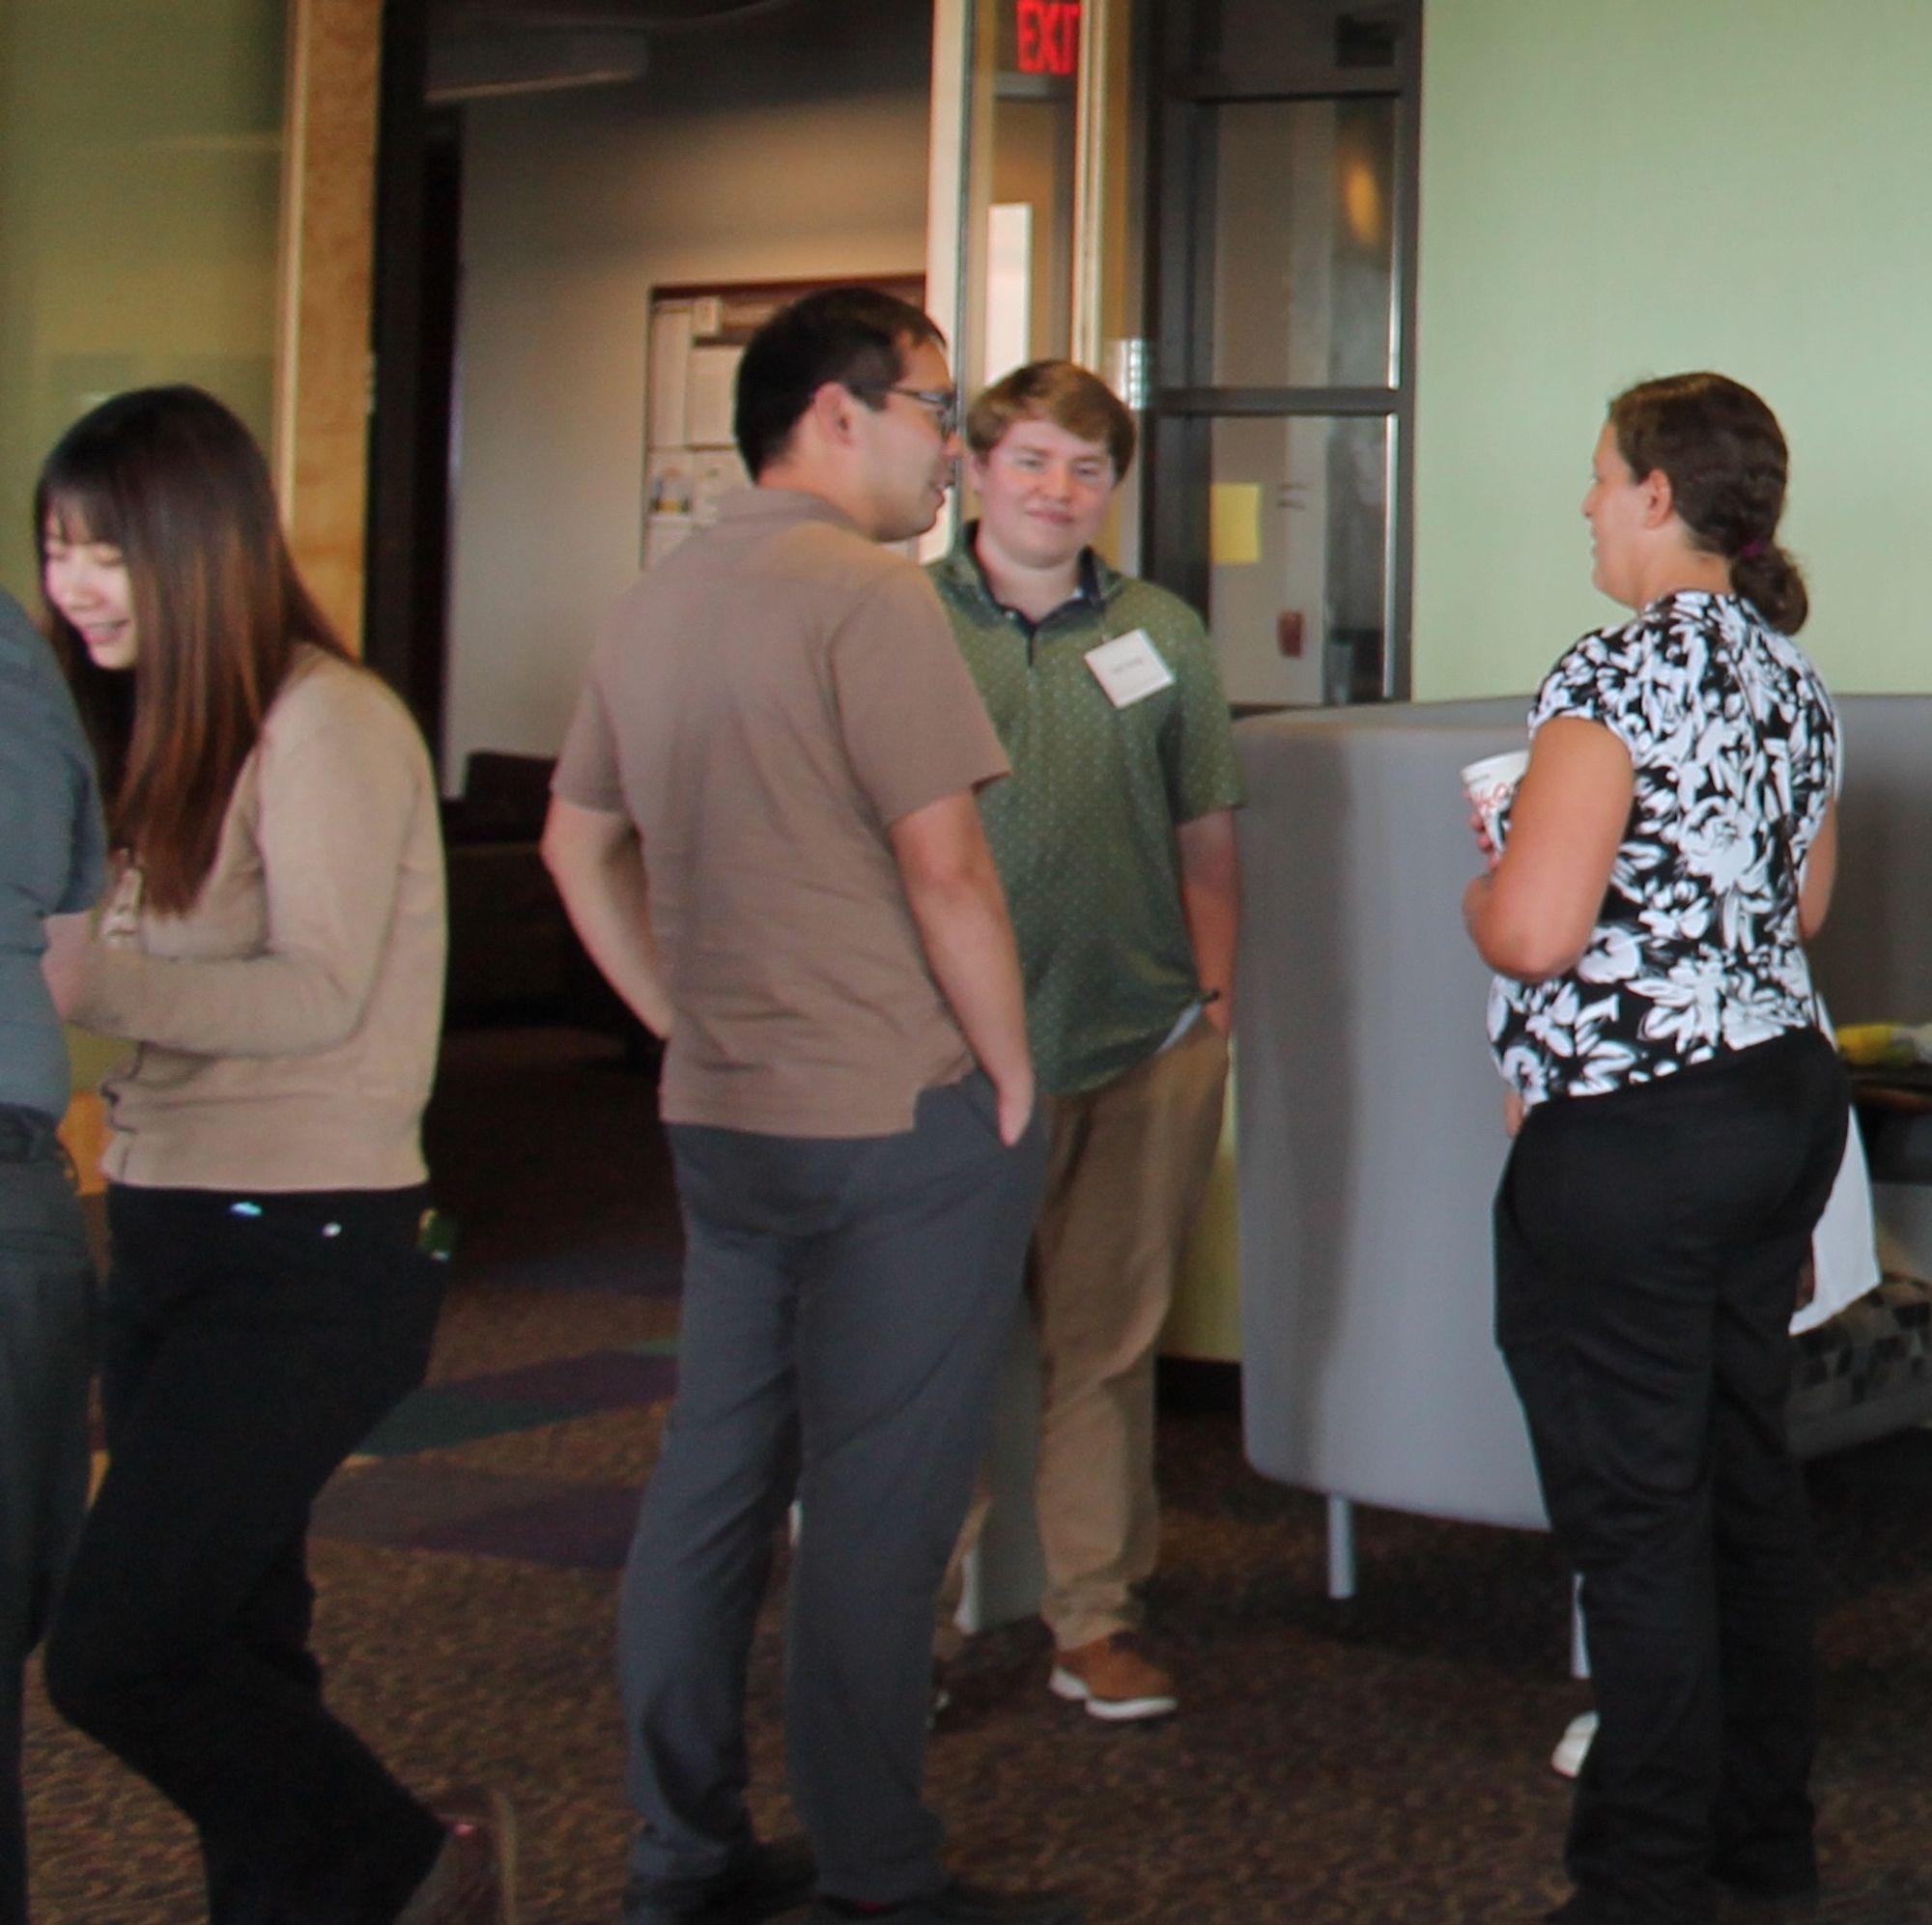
[364, 0, 463, 771]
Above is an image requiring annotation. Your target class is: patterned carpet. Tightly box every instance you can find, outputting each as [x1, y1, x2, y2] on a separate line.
[25, 1029, 1932, 1922]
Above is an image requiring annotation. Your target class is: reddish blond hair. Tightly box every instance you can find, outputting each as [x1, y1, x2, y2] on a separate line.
[965, 360, 1136, 478]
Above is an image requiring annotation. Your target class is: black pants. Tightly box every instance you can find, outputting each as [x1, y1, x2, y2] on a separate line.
[43, 1185, 448, 1924]
[1496, 1030, 1848, 1925]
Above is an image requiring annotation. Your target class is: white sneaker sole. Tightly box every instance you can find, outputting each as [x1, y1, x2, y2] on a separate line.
[1549, 1711, 1598, 1779]
[1048, 1667, 1178, 1722]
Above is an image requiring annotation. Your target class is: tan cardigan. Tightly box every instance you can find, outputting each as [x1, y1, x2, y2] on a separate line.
[71, 648, 446, 1192]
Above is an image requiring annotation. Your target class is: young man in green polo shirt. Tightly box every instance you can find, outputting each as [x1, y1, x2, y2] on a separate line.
[929, 361, 1242, 1720]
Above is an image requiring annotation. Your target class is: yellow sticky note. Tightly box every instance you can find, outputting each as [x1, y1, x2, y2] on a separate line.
[1210, 482, 1261, 566]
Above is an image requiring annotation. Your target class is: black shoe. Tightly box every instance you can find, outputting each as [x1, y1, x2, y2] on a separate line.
[1715, 1861, 1820, 1913]
[623, 1838, 816, 1924]
[1542, 1897, 1654, 1924]
[1715, 1892, 1820, 1922]
[807, 1877, 1083, 1924]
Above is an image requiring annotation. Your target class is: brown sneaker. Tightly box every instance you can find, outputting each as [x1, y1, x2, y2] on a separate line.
[1047, 1634, 1177, 1722]
[399, 1789, 519, 1924]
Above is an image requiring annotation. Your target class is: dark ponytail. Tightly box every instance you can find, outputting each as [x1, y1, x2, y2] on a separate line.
[1608, 373, 1809, 635]
[1726, 542, 1807, 637]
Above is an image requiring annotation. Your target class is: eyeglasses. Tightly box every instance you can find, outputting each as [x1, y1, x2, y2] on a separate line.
[851, 383, 958, 438]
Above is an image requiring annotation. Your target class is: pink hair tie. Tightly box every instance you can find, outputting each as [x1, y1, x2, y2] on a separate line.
[1737, 537, 1771, 562]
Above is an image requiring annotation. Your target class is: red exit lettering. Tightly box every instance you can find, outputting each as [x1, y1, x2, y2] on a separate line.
[1016, 0, 1081, 77]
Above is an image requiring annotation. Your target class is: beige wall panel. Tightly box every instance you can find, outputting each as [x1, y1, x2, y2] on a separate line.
[277, 0, 382, 654]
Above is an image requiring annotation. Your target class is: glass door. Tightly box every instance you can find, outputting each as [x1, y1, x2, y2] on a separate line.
[924, 0, 1145, 562]
[1144, 0, 1421, 705]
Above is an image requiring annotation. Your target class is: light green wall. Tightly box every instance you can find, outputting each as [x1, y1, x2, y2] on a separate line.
[1411, 0, 1932, 698]
[0, 0, 284, 600]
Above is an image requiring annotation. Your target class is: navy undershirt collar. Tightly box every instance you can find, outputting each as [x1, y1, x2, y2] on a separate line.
[964, 522, 1103, 639]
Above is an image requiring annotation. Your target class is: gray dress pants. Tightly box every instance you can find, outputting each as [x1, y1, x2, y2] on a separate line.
[620, 1071, 1046, 1912]
[0, 1111, 95, 1925]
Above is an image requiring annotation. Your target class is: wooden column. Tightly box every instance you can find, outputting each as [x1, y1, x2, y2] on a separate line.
[274, 0, 384, 654]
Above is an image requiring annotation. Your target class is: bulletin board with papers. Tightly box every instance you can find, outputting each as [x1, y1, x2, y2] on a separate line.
[642, 273, 926, 569]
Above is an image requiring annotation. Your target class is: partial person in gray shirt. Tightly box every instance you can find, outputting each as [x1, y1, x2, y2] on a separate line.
[0, 582, 104, 1925]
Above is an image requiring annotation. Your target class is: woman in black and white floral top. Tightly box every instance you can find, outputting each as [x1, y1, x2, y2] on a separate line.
[1464, 374, 1850, 1925]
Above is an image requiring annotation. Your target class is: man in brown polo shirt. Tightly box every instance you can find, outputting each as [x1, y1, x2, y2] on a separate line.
[543, 289, 1075, 1925]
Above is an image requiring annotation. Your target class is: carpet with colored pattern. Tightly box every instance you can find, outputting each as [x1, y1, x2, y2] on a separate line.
[26, 1029, 1932, 1923]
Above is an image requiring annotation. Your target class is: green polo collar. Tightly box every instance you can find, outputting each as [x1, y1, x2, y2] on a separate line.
[940, 524, 1122, 637]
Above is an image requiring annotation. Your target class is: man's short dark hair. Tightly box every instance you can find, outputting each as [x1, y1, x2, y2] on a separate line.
[734, 287, 945, 477]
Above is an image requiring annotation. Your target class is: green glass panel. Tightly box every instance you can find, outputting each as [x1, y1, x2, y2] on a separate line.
[0, 0, 287, 598]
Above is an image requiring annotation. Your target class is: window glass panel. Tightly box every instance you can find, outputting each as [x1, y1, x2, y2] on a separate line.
[1206, 98, 1396, 390]
[0, 0, 286, 592]
[1188, 0, 1404, 84]
[1208, 414, 1389, 706]
[968, 1, 1081, 392]
[988, 88, 1077, 380]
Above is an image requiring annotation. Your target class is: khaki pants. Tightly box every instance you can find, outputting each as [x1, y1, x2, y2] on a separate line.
[1035, 1018, 1229, 1647]
[940, 1020, 1229, 1656]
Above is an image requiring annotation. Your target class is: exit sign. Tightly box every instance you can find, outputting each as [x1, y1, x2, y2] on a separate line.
[1015, 0, 1080, 77]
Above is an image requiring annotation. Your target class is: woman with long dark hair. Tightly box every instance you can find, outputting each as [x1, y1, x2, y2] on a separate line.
[1464, 374, 1849, 1924]
[35, 385, 510, 1923]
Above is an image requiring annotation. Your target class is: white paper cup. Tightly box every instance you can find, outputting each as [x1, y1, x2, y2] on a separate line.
[1461, 749, 1529, 850]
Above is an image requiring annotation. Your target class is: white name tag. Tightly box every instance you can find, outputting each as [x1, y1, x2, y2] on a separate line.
[1085, 629, 1177, 709]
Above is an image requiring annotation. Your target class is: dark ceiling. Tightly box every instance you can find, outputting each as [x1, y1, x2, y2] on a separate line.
[427, 0, 800, 99]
